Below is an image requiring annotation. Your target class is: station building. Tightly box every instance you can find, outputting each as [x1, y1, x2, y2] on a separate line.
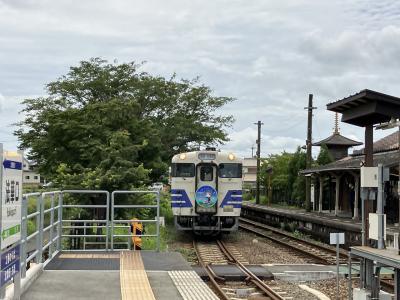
[302, 119, 400, 224]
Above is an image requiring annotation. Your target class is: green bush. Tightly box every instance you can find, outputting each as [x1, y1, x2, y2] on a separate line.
[242, 192, 253, 201]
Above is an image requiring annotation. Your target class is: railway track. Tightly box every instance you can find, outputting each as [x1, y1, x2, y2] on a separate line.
[239, 217, 348, 265]
[193, 240, 287, 300]
[239, 217, 396, 293]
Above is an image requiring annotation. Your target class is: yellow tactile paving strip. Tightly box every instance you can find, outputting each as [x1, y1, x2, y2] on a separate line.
[59, 253, 120, 259]
[120, 251, 156, 300]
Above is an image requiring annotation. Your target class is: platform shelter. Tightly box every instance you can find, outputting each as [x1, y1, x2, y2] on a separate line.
[326, 89, 400, 299]
[302, 131, 400, 222]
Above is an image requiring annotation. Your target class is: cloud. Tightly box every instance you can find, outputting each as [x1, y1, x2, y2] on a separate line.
[1, 0, 400, 154]
[0, 93, 3, 112]
[222, 127, 304, 158]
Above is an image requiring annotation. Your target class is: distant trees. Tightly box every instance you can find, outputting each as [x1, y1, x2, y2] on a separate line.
[15, 58, 234, 190]
[260, 147, 307, 206]
[261, 144, 331, 207]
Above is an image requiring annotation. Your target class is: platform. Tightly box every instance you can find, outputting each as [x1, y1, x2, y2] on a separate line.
[351, 246, 400, 269]
[242, 202, 400, 248]
[22, 251, 218, 300]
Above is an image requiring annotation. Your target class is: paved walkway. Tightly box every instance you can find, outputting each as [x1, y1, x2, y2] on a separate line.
[22, 251, 217, 300]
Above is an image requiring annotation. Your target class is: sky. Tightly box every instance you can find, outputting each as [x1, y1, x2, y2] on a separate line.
[1, 0, 400, 158]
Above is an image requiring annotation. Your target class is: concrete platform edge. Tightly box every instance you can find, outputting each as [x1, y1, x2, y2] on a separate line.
[6, 263, 44, 300]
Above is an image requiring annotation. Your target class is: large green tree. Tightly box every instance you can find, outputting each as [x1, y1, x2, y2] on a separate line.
[15, 58, 234, 189]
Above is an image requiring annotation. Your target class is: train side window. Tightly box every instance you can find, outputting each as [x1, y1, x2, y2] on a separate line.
[219, 163, 242, 178]
[200, 165, 213, 181]
[171, 163, 195, 177]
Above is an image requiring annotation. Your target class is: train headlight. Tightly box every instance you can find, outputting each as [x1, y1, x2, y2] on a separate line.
[228, 153, 235, 161]
[179, 153, 186, 160]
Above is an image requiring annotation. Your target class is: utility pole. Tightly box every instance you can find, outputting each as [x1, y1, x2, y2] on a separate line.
[251, 145, 255, 158]
[254, 121, 264, 204]
[304, 94, 317, 212]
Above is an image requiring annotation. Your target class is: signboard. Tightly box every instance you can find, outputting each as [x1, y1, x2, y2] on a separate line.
[369, 213, 386, 241]
[1, 259, 19, 287]
[1, 244, 20, 270]
[0, 244, 20, 287]
[329, 232, 344, 300]
[195, 185, 218, 208]
[330, 232, 345, 245]
[1, 151, 23, 250]
[310, 184, 315, 203]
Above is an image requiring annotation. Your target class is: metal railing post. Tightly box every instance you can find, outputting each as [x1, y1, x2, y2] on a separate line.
[156, 191, 160, 252]
[38, 193, 44, 263]
[49, 194, 55, 258]
[106, 192, 110, 251]
[83, 221, 86, 250]
[111, 192, 114, 251]
[35, 194, 41, 263]
[21, 195, 28, 278]
[57, 193, 63, 251]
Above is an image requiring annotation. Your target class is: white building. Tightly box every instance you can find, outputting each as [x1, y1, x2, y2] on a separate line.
[242, 157, 257, 188]
[18, 151, 41, 185]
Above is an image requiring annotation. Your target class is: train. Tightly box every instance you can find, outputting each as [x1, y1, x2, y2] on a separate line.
[170, 148, 243, 234]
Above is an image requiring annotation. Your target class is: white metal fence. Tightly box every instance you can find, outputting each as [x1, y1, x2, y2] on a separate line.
[19, 189, 160, 281]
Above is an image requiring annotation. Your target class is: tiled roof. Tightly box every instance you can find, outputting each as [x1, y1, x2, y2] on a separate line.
[327, 89, 400, 110]
[352, 131, 399, 155]
[301, 150, 399, 174]
[313, 133, 362, 147]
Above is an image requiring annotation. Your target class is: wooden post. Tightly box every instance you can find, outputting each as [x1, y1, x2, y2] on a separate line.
[319, 175, 323, 213]
[255, 121, 263, 204]
[353, 174, 360, 220]
[305, 94, 316, 212]
[335, 174, 342, 216]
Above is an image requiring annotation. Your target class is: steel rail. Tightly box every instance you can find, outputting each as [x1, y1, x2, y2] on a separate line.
[193, 241, 230, 300]
[240, 217, 349, 256]
[240, 217, 396, 294]
[239, 222, 335, 265]
[239, 217, 348, 264]
[216, 240, 284, 300]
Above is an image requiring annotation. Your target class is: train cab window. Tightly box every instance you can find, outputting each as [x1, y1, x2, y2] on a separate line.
[219, 163, 242, 178]
[171, 163, 195, 177]
[200, 165, 213, 181]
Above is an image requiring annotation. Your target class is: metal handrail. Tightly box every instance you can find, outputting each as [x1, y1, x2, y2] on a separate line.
[19, 188, 161, 283]
[111, 190, 160, 251]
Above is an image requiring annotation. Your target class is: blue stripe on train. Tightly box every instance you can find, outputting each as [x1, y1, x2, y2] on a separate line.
[220, 190, 242, 208]
[170, 189, 192, 208]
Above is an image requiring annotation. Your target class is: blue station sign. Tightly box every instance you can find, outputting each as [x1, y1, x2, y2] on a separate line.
[0, 244, 20, 287]
[1, 260, 19, 287]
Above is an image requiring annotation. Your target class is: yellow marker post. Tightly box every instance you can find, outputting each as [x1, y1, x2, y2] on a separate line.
[131, 219, 143, 250]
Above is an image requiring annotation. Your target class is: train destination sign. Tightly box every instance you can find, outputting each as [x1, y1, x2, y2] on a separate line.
[1, 151, 23, 250]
